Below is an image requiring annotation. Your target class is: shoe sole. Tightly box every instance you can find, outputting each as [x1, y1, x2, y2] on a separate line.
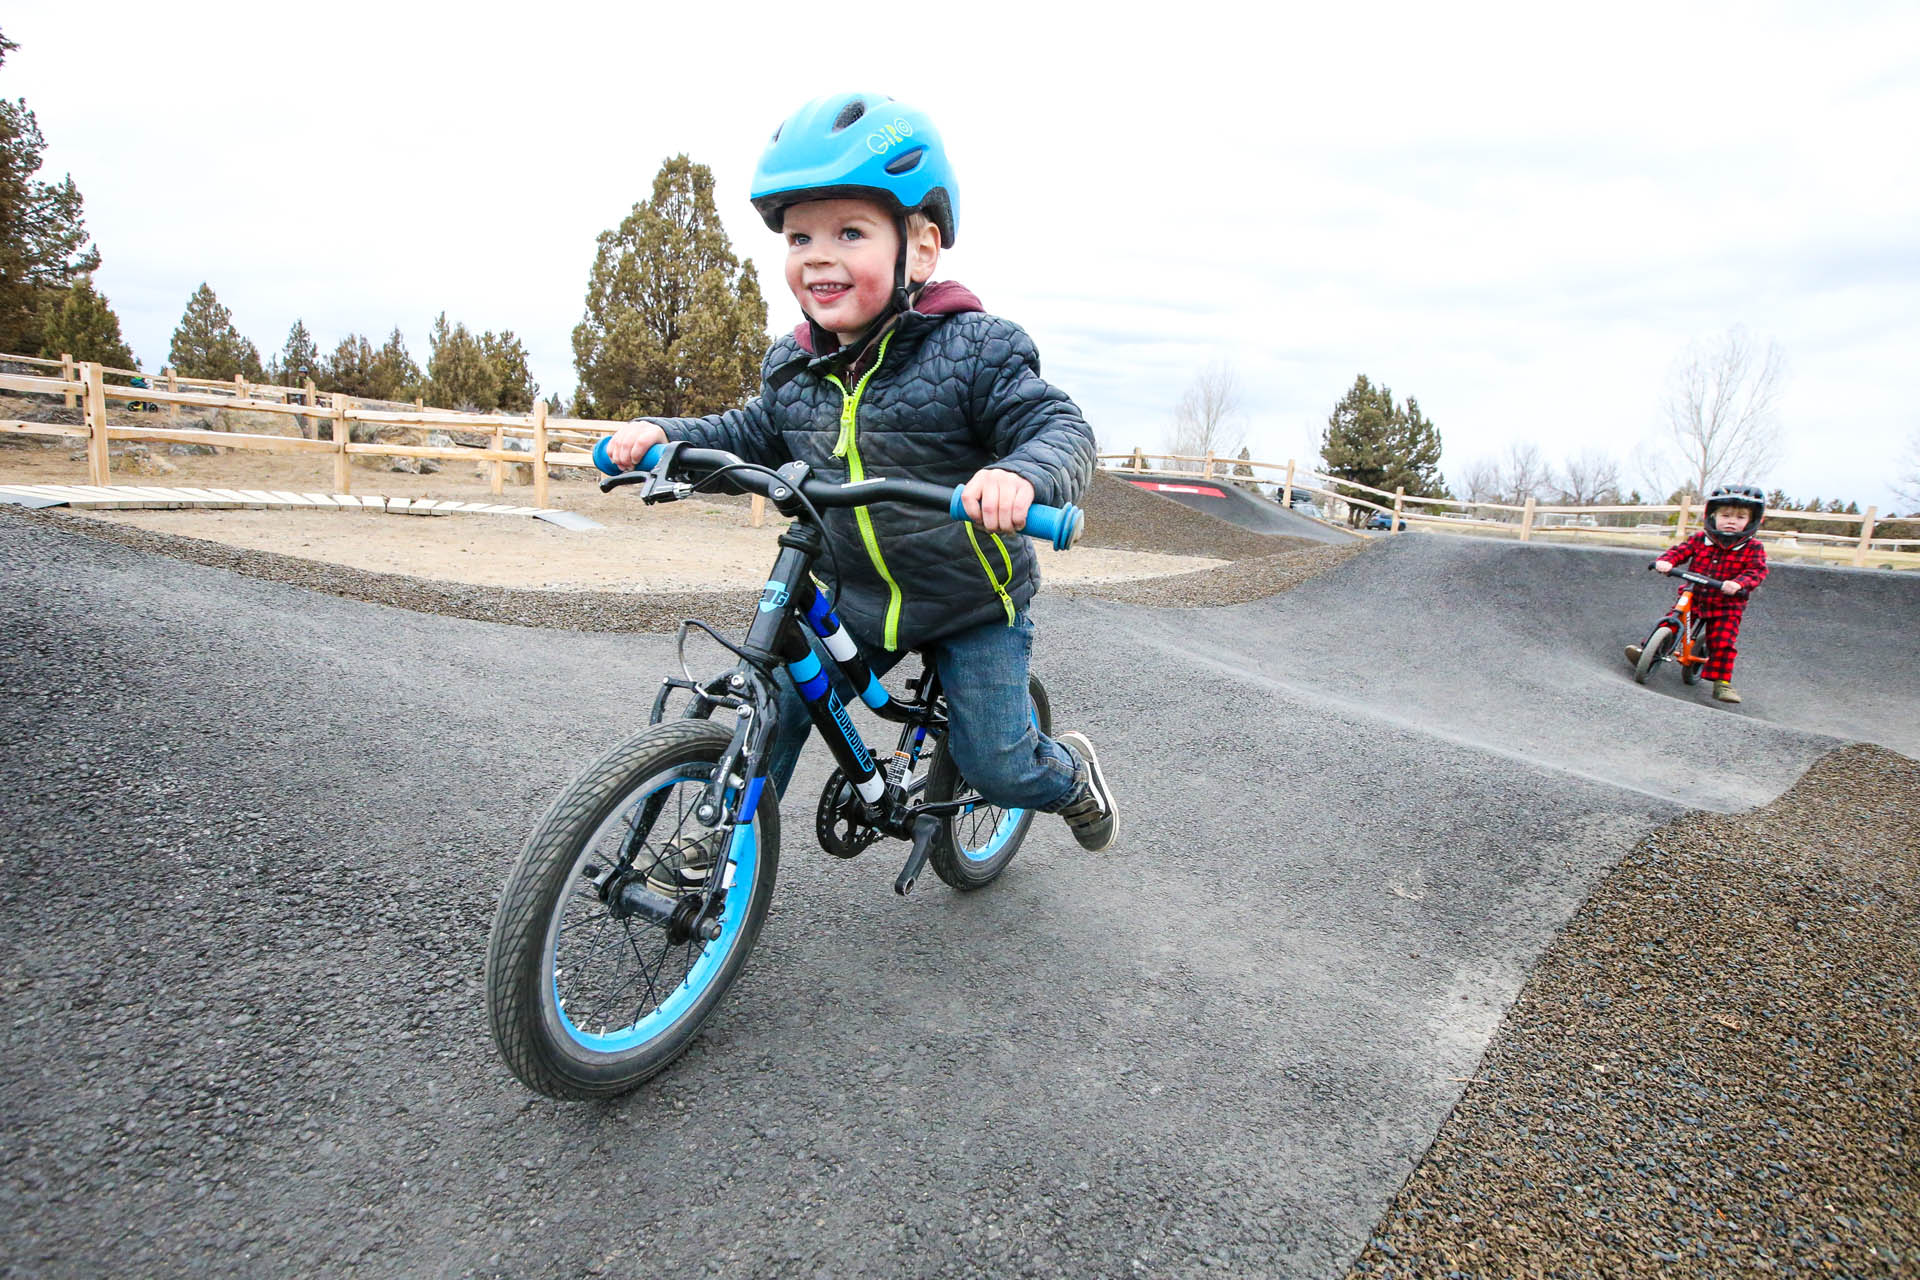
[1057, 731, 1118, 852]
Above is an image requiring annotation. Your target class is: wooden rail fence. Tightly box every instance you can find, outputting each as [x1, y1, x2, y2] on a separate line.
[1105, 450, 1918, 568]
[0, 356, 632, 513]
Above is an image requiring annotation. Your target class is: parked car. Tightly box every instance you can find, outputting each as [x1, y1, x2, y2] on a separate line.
[1366, 512, 1406, 531]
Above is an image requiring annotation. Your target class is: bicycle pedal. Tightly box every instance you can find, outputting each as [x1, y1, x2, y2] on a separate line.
[894, 815, 942, 896]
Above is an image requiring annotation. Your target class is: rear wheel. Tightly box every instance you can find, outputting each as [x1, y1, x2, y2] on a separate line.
[1633, 624, 1673, 684]
[485, 720, 779, 1099]
[925, 676, 1052, 891]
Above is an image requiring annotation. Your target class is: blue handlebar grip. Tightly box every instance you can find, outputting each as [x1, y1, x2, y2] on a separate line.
[946, 486, 1083, 551]
[593, 436, 664, 476]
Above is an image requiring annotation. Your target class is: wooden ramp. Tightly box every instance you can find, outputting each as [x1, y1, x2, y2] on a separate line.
[0, 484, 600, 529]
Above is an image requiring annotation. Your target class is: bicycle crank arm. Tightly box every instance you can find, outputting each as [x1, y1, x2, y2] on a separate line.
[894, 814, 944, 896]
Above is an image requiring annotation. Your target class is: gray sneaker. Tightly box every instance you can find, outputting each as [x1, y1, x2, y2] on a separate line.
[644, 828, 725, 895]
[1054, 731, 1117, 852]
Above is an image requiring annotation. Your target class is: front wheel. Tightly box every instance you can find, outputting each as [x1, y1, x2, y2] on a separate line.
[1633, 624, 1673, 684]
[485, 720, 779, 1099]
[925, 676, 1052, 891]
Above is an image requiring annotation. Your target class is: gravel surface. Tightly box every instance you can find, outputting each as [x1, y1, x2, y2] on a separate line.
[2, 512, 1913, 1279]
[6, 471, 1363, 631]
[1350, 744, 1919, 1278]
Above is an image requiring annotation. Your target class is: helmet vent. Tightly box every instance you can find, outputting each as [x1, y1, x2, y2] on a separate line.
[883, 147, 925, 175]
[771, 123, 783, 143]
[832, 100, 867, 132]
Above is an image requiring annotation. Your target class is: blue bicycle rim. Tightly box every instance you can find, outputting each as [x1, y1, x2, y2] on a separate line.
[550, 777, 759, 1053]
[955, 699, 1040, 863]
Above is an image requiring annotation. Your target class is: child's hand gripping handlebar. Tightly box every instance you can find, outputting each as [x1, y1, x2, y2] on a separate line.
[592, 435, 1085, 551]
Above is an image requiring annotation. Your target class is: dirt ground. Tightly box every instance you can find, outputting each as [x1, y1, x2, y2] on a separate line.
[0, 435, 1220, 591]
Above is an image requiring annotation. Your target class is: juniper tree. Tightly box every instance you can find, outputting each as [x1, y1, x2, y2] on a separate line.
[573, 154, 768, 420]
[426, 312, 499, 411]
[325, 333, 377, 397]
[276, 319, 321, 388]
[1320, 375, 1446, 522]
[371, 328, 420, 401]
[168, 283, 262, 380]
[481, 329, 537, 412]
[39, 274, 134, 369]
[0, 30, 101, 354]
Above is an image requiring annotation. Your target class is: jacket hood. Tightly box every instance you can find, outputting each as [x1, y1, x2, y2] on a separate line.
[793, 281, 983, 355]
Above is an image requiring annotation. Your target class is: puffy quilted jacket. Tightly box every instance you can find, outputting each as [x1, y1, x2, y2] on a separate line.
[645, 283, 1096, 653]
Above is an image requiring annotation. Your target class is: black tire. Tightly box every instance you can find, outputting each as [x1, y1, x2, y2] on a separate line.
[1633, 624, 1673, 684]
[485, 720, 779, 1099]
[925, 676, 1052, 891]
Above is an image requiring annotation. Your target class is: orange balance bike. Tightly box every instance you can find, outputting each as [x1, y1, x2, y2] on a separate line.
[1631, 567, 1730, 686]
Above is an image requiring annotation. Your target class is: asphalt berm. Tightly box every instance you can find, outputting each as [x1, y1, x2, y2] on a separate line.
[1, 489, 1914, 1278]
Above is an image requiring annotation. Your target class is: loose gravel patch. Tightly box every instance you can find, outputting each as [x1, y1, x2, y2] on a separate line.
[1349, 743, 1920, 1278]
[8, 471, 1364, 633]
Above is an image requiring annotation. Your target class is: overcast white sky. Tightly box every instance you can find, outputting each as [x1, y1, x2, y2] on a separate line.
[8, 1, 1918, 509]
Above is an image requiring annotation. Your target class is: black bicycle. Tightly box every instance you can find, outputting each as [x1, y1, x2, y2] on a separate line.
[484, 439, 1084, 1099]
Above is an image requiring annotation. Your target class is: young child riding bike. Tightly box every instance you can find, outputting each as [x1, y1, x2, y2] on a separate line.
[1626, 484, 1770, 703]
[606, 92, 1117, 852]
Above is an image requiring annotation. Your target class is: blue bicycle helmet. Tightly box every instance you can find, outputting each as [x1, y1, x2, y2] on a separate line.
[750, 93, 959, 248]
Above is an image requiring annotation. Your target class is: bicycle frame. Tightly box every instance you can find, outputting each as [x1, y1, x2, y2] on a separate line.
[1648, 569, 1723, 676]
[605, 441, 1078, 901]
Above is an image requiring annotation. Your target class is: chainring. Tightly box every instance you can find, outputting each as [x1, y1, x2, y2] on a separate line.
[815, 769, 882, 859]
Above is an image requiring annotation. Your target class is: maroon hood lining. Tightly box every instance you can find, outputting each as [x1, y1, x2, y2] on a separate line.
[792, 280, 984, 356]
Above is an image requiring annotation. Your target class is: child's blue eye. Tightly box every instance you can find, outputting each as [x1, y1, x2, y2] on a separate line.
[840, 227, 863, 241]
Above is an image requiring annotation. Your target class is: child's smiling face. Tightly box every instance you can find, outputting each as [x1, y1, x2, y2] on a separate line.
[1714, 507, 1752, 533]
[781, 198, 938, 345]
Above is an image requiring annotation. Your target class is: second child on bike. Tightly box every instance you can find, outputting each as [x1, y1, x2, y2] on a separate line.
[607, 92, 1118, 852]
[1626, 484, 1770, 703]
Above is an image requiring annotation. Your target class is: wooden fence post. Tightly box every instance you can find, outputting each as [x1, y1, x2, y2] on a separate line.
[61, 353, 77, 410]
[166, 368, 179, 422]
[234, 373, 246, 402]
[304, 378, 319, 409]
[531, 400, 549, 510]
[1675, 495, 1690, 540]
[1392, 487, 1405, 533]
[1282, 459, 1295, 508]
[1854, 506, 1877, 567]
[333, 396, 352, 494]
[490, 420, 505, 496]
[1519, 495, 1537, 542]
[1129, 447, 1145, 472]
[750, 494, 766, 528]
[83, 362, 110, 484]
[1202, 452, 1215, 480]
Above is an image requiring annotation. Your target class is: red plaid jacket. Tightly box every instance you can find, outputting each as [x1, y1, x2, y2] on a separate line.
[1659, 532, 1769, 600]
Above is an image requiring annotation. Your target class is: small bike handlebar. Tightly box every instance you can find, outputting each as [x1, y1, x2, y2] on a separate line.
[592, 436, 1084, 552]
[1650, 563, 1736, 592]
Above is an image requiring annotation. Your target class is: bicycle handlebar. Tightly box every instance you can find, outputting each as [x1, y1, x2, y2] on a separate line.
[1650, 564, 1737, 592]
[593, 436, 1084, 552]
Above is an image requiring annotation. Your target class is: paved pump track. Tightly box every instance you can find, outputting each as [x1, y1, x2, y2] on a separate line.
[1119, 474, 1356, 543]
[2, 511, 1915, 1278]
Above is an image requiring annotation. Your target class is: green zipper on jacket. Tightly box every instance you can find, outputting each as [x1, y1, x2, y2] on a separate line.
[825, 332, 906, 649]
[965, 525, 1018, 625]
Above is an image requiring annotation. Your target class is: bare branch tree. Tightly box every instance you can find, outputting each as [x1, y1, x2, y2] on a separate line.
[1558, 448, 1623, 505]
[1165, 361, 1246, 460]
[1895, 429, 1920, 513]
[1497, 440, 1555, 506]
[1458, 457, 1502, 504]
[1662, 325, 1785, 498]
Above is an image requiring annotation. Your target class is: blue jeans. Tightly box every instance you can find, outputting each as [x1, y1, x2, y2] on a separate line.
[763, 611, 1081, 813]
